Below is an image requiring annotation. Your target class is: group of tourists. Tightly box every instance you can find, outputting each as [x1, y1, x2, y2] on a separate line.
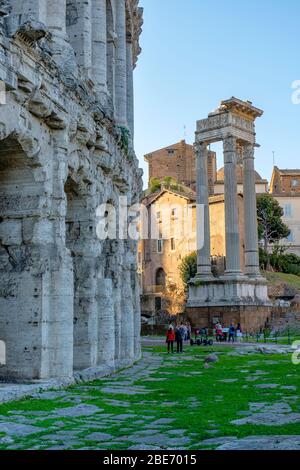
[166, 321, 191, 353]
[214, 322, 243, 343]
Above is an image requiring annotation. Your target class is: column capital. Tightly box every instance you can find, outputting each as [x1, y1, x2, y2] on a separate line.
[194, 141, 208, 154]
[242, 142, 255, 160]
[223, 135, 237, 153]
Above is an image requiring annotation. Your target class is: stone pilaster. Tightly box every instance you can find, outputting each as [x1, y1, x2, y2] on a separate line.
[97, 278, 115, 366]
[10, 0, 47, 24]
[195, 142, 212, 278]
[126, 40, 134, 139]
[47, 0, 66, 35]
[67, 0, 92, 80]
[243, 142, 261, 277]
[91, 0, 107, 97]
[115, 0, 127, 127]
[223, 136, 242, 276]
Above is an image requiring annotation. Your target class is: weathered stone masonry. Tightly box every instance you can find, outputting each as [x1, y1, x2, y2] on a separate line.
[0, 0, 143, 380]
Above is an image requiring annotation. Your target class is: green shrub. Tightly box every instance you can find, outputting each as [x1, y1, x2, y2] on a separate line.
[260, 247, 300, 276]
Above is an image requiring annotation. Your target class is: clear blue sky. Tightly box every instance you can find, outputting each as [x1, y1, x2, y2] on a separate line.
[134, 0, 300, 187]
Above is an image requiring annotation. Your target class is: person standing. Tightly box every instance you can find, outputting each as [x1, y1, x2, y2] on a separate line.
[176, 323, 185, 353]
[228, 323, 235, 343]
[166, 325, 175, 353]
[236, 322, 243, 343]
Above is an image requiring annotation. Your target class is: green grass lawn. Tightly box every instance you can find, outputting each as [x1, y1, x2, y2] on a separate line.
[0, 345, 299, 450]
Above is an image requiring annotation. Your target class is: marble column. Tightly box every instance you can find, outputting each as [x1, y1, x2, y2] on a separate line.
[115, 0, 127, 127]
[223, 136, 242, 275]
[195, 142, 212, 277]
[243, 142, 261, 276]
[126, 40, 134, 139]
[91, 0, 107, 96]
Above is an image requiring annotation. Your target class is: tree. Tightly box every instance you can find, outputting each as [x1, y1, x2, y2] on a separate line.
[149, 177, 161, 193]
[179, 251, 197, 290]
[257, 194, 290, 252]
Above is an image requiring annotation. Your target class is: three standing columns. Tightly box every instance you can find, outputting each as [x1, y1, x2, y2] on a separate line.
[196, 136, 260, 279]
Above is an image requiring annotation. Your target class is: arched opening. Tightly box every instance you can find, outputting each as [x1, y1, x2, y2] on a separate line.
[106, 0, 115, 108]
[65, 175, 102, 371]
[0, 136, 43, 379]
[156, 268, 166, 288]
[0, 340, 6, 365]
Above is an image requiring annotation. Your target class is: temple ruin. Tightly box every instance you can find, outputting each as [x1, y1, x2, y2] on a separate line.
[187, 98, 272, 331]
[0, 0, 143, 381]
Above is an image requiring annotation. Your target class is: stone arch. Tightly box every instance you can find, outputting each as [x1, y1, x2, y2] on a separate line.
[106, 0, 116, 108]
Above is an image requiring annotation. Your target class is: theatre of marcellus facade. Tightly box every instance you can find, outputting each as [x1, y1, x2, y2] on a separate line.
[0, 1, 143, 381]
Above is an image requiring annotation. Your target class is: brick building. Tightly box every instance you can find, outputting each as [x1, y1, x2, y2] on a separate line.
[270, 167, 300, 256]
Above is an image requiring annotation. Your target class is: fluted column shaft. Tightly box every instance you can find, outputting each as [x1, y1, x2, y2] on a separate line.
[115, 0, 127, 127]
[223, 136, 242, 275]
[195, 142, 212, 277]
[243, 143, 260, 276]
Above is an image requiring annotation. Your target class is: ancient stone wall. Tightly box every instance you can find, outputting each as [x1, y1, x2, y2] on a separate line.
[0, 0, 143, 380]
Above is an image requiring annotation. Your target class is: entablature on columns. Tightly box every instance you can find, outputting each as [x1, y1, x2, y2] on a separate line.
[196, 97, 263, 146]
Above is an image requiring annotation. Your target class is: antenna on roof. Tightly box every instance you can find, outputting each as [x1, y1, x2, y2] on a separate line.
[183, 125, 187, 140]
[272, 151, 276, 167]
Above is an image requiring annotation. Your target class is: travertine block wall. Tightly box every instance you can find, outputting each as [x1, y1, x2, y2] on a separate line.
[0, 0, 143, 380]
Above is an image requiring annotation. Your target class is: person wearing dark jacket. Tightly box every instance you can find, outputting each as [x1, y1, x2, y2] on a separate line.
[175, 323, 185, 353]
[228, 323, 235, 343]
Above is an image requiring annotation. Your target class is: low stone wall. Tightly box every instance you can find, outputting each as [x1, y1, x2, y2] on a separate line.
[186, 305, 273, 333]
[141, 325, 167, 337]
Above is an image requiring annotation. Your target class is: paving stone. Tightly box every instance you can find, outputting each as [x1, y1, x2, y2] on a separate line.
[101, 387, 149, 395]
[232, 412, 300, 426]
[52, 404, 101, 418]
[217, 435, 300, 450]
[151, 418, 175, 425]
[112, 414, 137, 420]
[85, 432, 113, 441]
[132, 434, 190, 447]
[219, 379, 238, 383]
[0, 422, 44, 437]
[254, 384, 279, 389]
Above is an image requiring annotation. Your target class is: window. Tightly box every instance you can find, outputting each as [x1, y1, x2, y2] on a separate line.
[155, 297, 162, 312]
[156, 211, 161, 221]
[291, 179, 299, 188]
[171, 208, 177, 218]
[170, 238, 176, 251]
[156, 268, 166, 287]
[283, 204, 292, 217]
[167, 149, 175, 155]
[286, 231, 294, 243]
[157, 239, 163, 254]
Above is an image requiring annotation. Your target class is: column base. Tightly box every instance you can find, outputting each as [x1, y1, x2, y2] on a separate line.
[188, 276, 270, 307]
